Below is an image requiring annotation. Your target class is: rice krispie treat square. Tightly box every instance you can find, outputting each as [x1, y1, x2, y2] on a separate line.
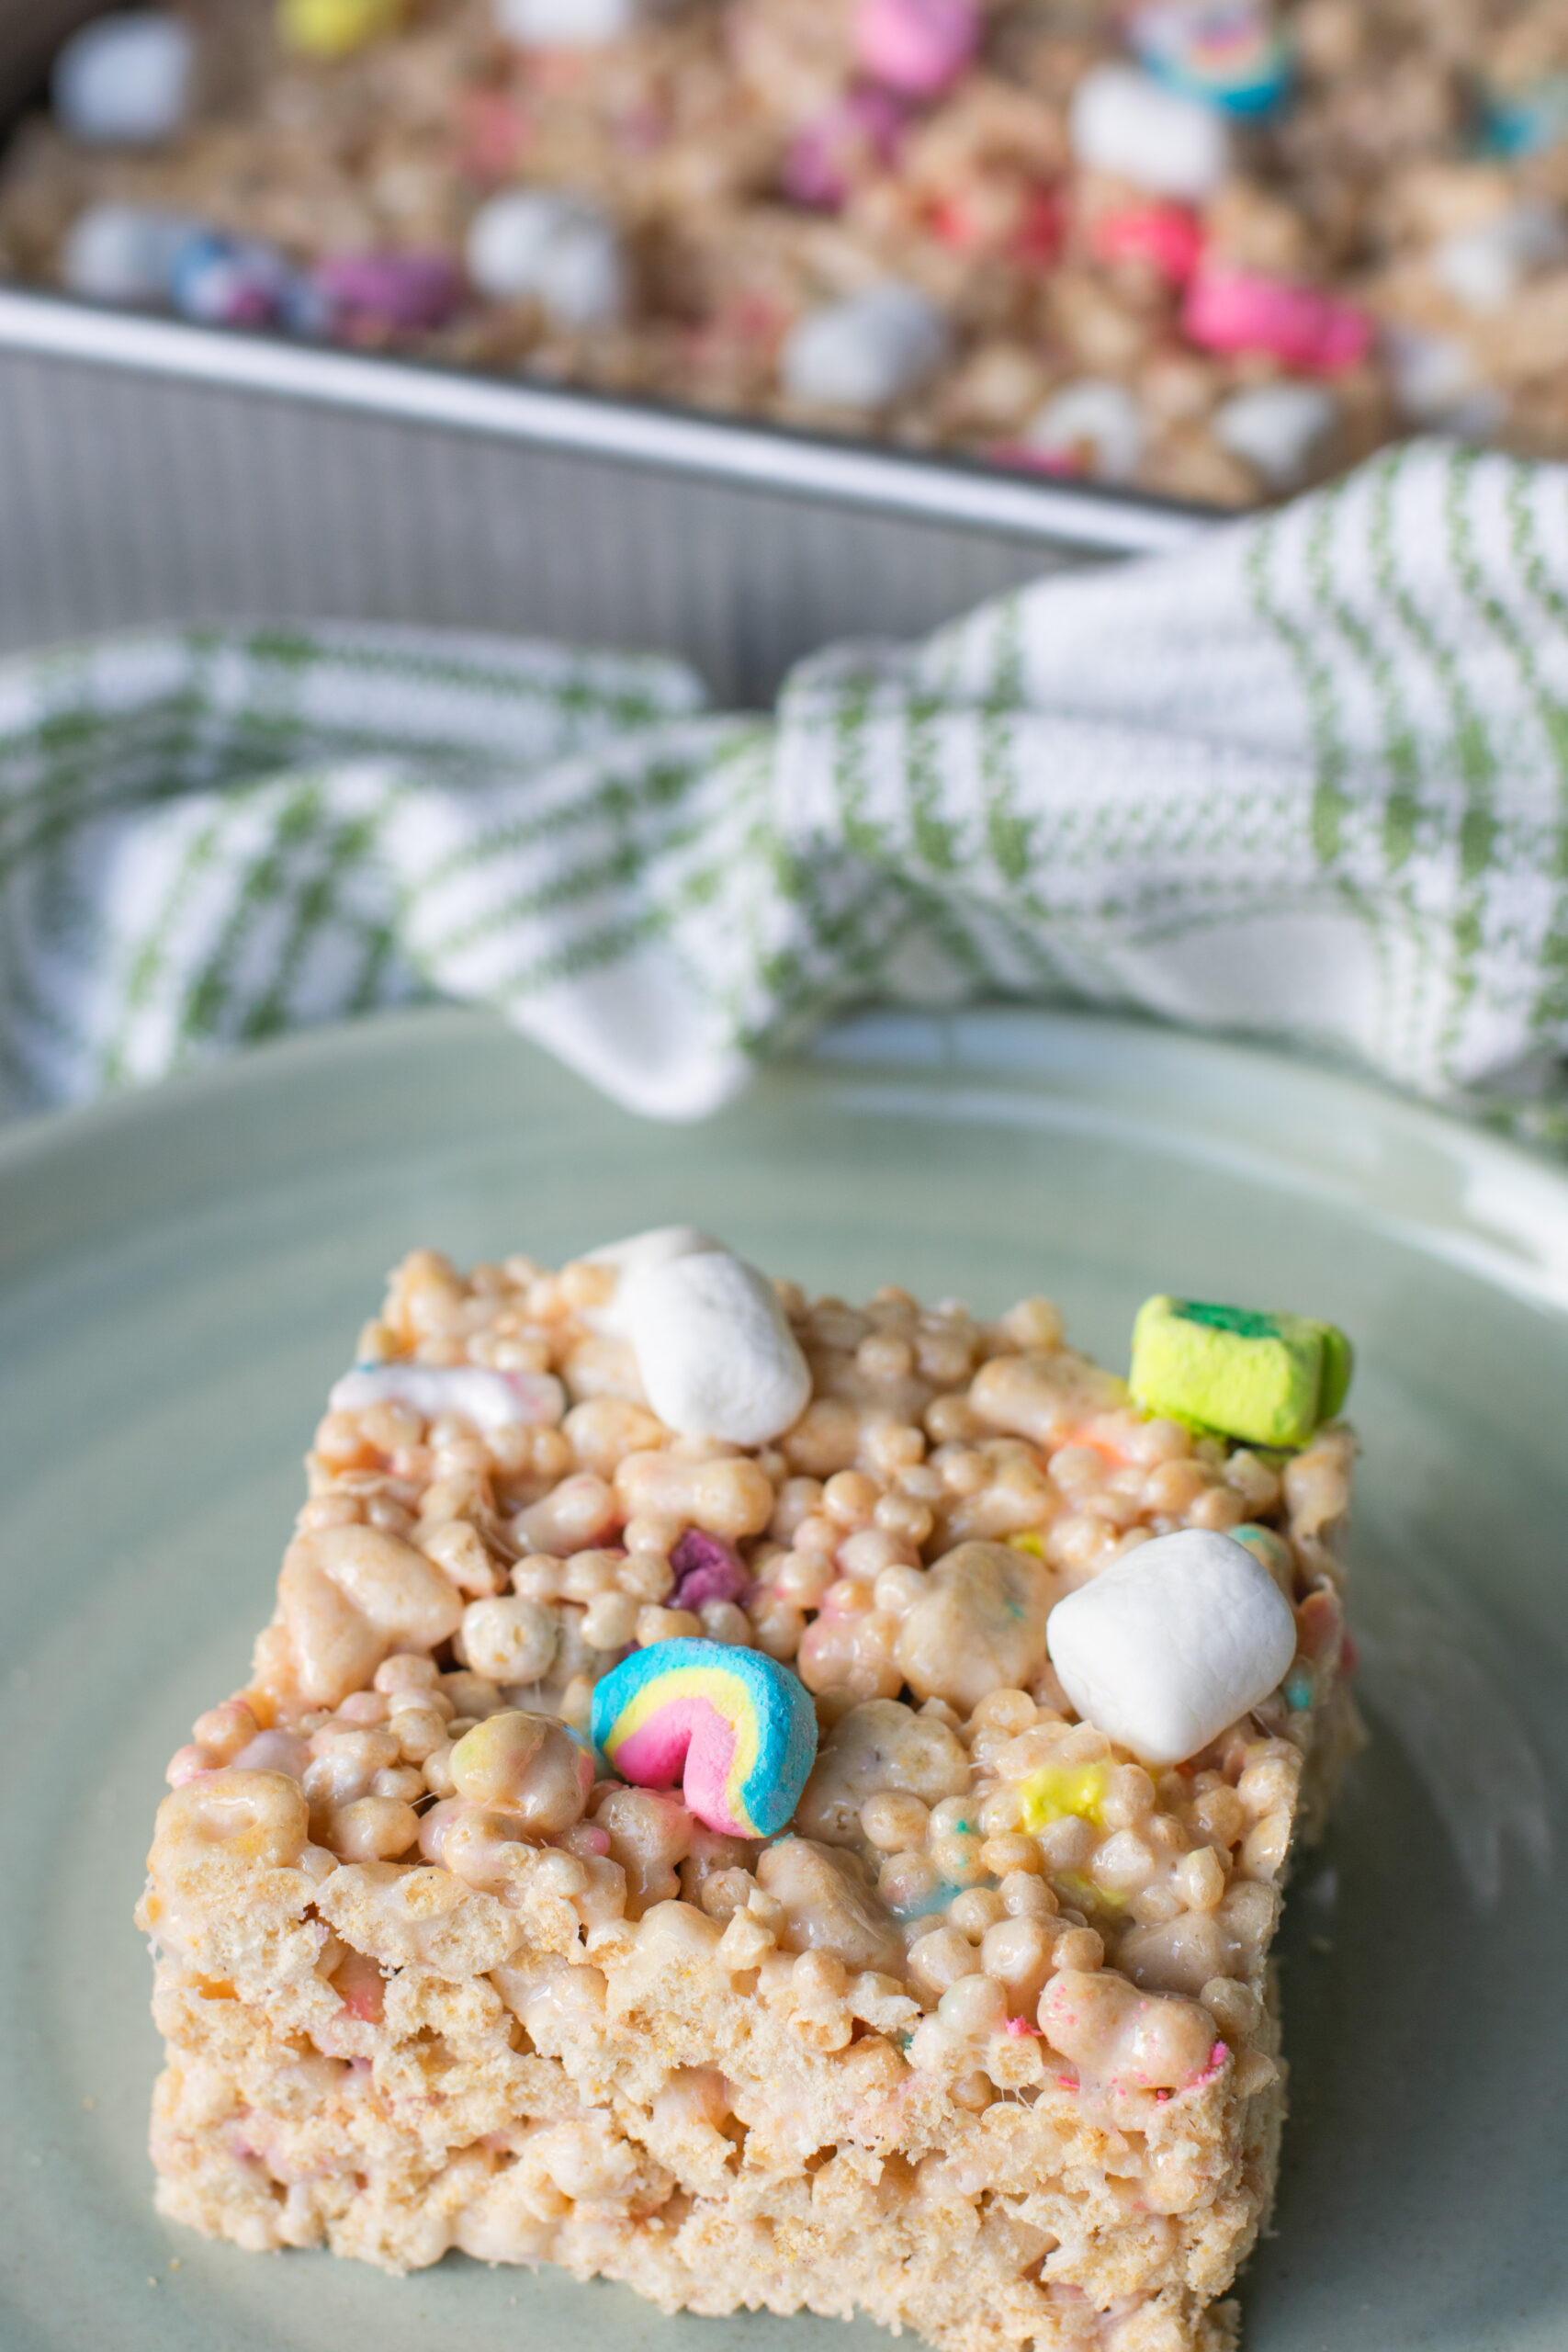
[140, 1231, 1361, 2352]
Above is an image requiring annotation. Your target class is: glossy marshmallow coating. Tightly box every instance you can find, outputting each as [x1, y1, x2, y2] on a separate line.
[623, 1250, 811, 1446]
[1045, 1528, 1297, 1767]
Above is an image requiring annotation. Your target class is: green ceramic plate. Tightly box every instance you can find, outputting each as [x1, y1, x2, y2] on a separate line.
[2, 1005, 1564, 2352]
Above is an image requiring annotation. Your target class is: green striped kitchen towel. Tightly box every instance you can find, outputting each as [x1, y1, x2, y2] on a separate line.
[4, 436, 1568, 1139]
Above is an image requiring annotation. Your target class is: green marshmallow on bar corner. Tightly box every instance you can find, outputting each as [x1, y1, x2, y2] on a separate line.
[1128, 1296, 1354, 1450]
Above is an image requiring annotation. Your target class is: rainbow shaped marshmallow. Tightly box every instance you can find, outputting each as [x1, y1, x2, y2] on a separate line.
[1131, 1, 1292, 116]
[591, 1638, 818, 1839]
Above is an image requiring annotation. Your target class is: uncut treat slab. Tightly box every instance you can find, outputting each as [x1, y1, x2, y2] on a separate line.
[8, 0, 1568, 504]
[139, 1239, 1361, 2352]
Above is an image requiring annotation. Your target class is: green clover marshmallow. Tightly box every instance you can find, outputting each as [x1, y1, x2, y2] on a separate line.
[1129, 1295, 1353, 1450]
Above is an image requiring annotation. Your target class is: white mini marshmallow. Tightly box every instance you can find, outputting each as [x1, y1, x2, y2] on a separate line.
[624, 1250, 812, 1445]
[1432, 199, 1567, 314]
[1382, 323, 1506, 435]
[53, 12, 196, 147]
[1070, 63, 1230, 200]
[496, 0, 644, 43]
[465, 189, 625, 327]
[1046, 1529, 1297, 1767]
[780, 284, 950, 411]
[61, 200, 197, 303]
[1213, 383, 1337, 489]
[1025, 379, 1145, 483]
[330, 1362, 565, 1432]
[581, 1223, 724, 1336]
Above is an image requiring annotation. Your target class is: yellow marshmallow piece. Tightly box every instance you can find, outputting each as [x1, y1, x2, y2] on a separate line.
[1016, 1758, 1111, 1833]
[277, 0, 407, 60]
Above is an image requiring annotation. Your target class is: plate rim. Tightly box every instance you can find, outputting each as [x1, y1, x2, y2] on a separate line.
[3, 1001, 1567, 1314]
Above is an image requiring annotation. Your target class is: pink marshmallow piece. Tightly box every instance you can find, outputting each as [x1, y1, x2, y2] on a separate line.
[316, 250, 464, 334]
[987, 441, 1086, 478]
[855, 0, 979, 99]
[783, 85, 908, 209]
[457, 87, 526, 179]
[1183, 266, 1371, 372]
[1091, 201, 1204, 286]
[614, 1696, 745, 1838]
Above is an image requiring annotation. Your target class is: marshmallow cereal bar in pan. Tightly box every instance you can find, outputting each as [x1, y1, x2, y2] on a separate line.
[6, 0, 1568, 503]
[140, 1230, 1362, 2351]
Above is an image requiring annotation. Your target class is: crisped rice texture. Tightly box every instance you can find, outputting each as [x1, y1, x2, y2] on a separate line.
[139, 1244, 1361, 2352]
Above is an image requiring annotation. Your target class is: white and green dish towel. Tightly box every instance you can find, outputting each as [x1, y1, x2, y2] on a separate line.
[4, 436, 1568, 1146]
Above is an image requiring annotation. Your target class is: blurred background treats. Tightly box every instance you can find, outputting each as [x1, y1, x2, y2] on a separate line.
[0, 0, 1565, 514]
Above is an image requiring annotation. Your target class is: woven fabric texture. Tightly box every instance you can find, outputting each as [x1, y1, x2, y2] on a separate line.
[4, 438, 1567, 1138]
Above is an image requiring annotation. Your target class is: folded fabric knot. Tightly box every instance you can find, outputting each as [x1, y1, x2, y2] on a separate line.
[2, 438, 1566, 1148]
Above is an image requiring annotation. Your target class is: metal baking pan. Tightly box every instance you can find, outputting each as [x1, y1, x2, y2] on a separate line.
[0, 10, 1212, 705]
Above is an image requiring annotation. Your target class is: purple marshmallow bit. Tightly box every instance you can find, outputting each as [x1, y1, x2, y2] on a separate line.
[670, 1528, 752, 1611]
[315, 250, 464, 334]
[783, 85, 908, 210]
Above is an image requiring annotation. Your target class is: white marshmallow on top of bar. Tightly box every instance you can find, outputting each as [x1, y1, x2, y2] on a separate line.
[62, 200, 200, 303]
[495, 0, 648, 43]
[622, 1250, 812, 1446]
[465, 189, 625, 328]
[1046, 1528, 1297, 1767]
[1381, 323, 1507, 439]
[1431, 198, 1568, 315]
[581, 1223, 723, 1336]
[1024, 379, 1145, 484]
[1213, 384, 1337, 490]
[330, 1362, 565, 1432]
[780, 285, 950, 411]
[52, 12, 197, 148]
[1069, 62, 1230, 200]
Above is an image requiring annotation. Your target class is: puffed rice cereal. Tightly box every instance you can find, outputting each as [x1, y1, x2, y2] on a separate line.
[137, 1235, 1363, 2352]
